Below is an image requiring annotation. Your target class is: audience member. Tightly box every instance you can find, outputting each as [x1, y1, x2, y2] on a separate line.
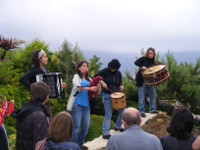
[12, 82, 50, 150]
[160, 106, 197, 150]
[106, 107, 163, 150]
[0, 125, 9, 150]
[193, 136, 200, 150]
[45, 111, 80, 150]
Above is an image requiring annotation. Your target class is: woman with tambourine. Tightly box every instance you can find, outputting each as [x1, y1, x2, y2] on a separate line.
[134, 47, 158, 118]
[94, 59, 125, 140]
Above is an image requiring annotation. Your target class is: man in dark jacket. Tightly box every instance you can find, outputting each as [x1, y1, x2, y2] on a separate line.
[12, 81, 50, 150]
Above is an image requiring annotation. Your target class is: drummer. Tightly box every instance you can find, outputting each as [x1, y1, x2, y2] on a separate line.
[134, 47, 158, 118]
[94, 59, 125, 140]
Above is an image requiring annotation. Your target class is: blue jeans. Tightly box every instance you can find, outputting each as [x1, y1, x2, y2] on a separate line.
[71, 104, 90, 146]
[0, 125, 9, 150]
[138, 84, 156, 113]
[102, 93, 125, 136]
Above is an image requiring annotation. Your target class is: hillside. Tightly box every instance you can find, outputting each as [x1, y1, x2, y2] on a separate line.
[83, 50, 200, 76]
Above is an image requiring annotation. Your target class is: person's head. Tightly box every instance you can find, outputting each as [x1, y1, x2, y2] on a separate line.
[76, 60, 89, 80]
[144, 47, 156, 59]
[108, 59, 121, 72]
[31, 49, 48, 67]
[48, 111, 73, 142]
[122, 108, 141, 128]
[30, 81, 50, 104]
[167, 106, 194, 139]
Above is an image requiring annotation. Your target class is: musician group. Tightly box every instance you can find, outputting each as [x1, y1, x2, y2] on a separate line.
[1, 47, 171, 150]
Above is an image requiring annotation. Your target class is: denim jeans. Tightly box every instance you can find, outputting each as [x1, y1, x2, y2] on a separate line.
[102, 93, 125, 136]
[71, 104, 90, 146]
[0, 125, 9, 150]
[138, 84, 156, 113]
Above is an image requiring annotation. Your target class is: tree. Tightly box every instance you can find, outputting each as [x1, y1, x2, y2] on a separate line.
[88, 55, 102, 77]
[156, 51, 200, 113]
[54, 40, 84, 94]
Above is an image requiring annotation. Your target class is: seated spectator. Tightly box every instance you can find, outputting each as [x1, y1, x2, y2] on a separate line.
[12, 81, 50, 150]
[106, 107, 163, 150]
[160, 106, 197, 150]
[0, 125, 9, 150]
[45, 111, 80, 150]
[193, 136, 200, 150]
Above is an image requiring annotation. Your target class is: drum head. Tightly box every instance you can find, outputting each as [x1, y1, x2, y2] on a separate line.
[143, 65, 165, 75]
[110, 92, 125, 98]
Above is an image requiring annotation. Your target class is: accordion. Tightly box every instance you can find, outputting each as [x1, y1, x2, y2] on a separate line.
[36, 72, 63, 98]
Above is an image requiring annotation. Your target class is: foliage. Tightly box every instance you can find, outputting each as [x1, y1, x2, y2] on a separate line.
[0, 85, 29, 126]
[49, 98, 67, 116]
[157, 51, 200, 113]
[0, 35, 25, 60]
[12, 38, 51, 74]
[88, 55, 102, 77]
[123, 71, 138, 102]
[85, 115, 114, 142]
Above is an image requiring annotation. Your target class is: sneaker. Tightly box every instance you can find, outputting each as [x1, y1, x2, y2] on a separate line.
[80, 145, 88, 150]
[114, 127, 125, 132]
[150, 111, 158, 114]
[102, 134, 111, 139]
[141, 113, 146, 118]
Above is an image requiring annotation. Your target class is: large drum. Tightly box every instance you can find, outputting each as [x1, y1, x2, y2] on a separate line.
[142, 64, 170, 86]
[36, 72, 63, 98]
[110, 92, 126, 110]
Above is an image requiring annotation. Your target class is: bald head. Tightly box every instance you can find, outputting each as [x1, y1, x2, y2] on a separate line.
[122, 108, 141, 126]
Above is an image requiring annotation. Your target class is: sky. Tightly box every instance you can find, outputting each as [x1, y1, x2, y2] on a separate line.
[1, 0, 200, 53]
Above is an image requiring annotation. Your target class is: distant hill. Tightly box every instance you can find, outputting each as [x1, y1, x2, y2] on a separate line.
[83, 50, 200, 76]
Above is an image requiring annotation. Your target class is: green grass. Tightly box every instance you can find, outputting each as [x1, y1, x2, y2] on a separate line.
[85, 115, 114, 142]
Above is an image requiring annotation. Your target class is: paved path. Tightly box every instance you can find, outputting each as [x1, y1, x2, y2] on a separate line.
[84, 113, 157, 150]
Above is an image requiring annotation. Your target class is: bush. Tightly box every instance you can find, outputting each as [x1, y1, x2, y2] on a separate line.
[49, 98, 68, 116]
[0, 85, 29, 126]
[85, 115, 114, 142]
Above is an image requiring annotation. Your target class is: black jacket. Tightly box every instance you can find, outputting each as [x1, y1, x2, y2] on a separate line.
[12, 101, 49, 150]
[134, 57, 156, 87]
[19, 67, 46, 89]
[94, 68, 122, 94]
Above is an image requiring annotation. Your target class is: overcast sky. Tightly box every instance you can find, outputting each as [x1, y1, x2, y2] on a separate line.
[1, 0, 200, 53]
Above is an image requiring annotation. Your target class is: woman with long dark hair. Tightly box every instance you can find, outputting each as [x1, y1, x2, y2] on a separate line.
[67, 60, 98, 150]
[19, 49, 66, 90]
[160, 106, 197, 150]
[19, 49, 48, 89]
